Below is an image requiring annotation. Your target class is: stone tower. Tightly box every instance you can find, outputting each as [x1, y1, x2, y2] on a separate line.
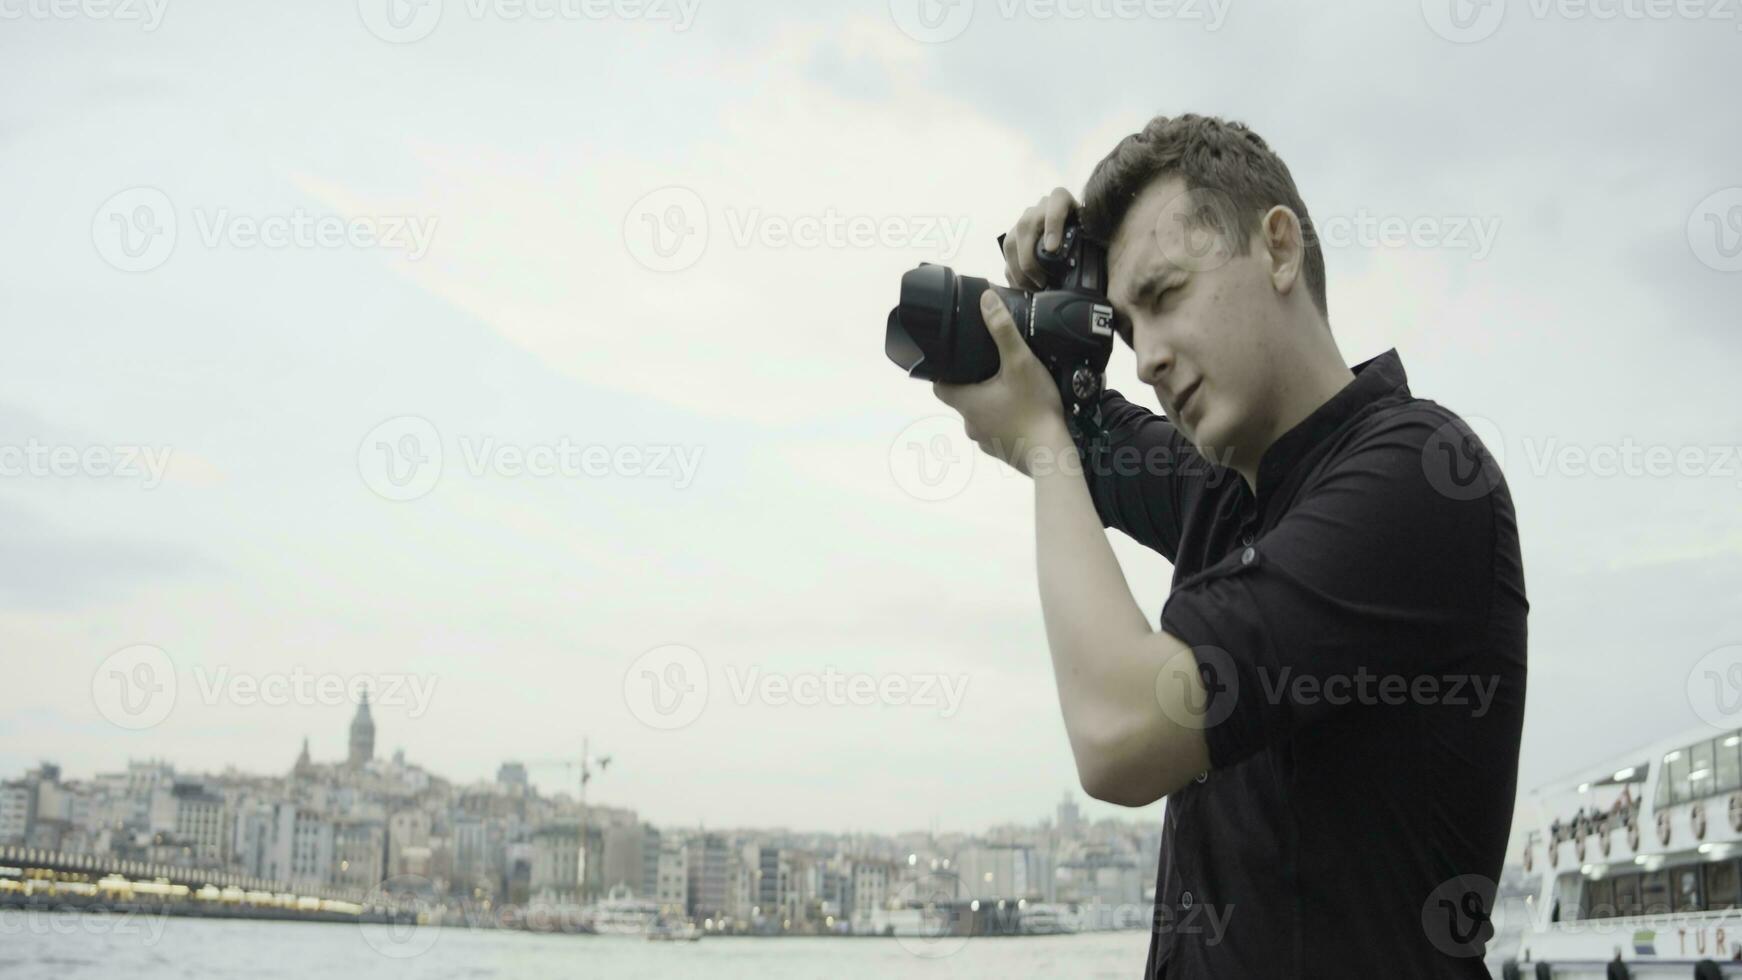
[349, 689, 376, 767]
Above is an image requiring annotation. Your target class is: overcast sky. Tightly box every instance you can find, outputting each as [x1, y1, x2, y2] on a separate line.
[2, 0, 1739, 840]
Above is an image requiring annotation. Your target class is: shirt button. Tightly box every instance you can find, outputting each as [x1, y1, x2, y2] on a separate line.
[1195, 771, 1208, 784]
[1241, 546, 1256, 565]
[1241, 533, 1254, 547]
[1181, 891, 1194, 909]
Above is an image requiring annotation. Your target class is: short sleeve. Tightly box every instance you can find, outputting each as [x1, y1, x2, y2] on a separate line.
[1158, 406, 1506, 770]
[1081, 389, 1231, 563]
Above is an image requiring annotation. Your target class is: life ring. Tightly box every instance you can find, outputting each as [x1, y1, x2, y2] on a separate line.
[1693, 803, 1708, 841]
[1627, 818, 1641, 852]
[1658, 810, 1673, 846]
[1729, 793, 1742, 832]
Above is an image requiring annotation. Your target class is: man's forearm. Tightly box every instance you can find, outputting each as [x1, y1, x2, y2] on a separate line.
[1029, 420, 1210, 805]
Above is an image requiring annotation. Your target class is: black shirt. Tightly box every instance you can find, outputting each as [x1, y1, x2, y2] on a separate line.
[1080, 350, 1527, 979]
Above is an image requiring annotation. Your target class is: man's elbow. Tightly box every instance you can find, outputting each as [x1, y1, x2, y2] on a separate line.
[1071, 719, 1208, 807]
[1078, 763, 1165, 807]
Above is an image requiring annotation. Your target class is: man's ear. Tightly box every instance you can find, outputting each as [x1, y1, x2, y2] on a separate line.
[1261, 205, 1304, 298]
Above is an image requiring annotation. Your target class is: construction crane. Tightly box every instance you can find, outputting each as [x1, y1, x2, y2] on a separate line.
[523, 737, 613, 804]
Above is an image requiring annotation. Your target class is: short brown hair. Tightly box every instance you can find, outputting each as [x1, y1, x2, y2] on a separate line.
[1081, 113, 1328, 317]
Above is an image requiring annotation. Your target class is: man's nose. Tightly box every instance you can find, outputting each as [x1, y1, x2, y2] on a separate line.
[1135, 333, 1173, 386]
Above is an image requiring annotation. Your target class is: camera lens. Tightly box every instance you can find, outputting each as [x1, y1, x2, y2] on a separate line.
[885, 266, 1015, 385]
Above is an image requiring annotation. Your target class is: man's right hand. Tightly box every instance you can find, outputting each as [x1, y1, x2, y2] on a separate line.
[1003, 187, 1081, 291]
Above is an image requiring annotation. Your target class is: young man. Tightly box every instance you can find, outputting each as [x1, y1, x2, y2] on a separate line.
[932, 114, 1527, 978]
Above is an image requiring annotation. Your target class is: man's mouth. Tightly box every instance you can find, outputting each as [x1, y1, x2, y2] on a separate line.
[1173, 380, 1202, 423]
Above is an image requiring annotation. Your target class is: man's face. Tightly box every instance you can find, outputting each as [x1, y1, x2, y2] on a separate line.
[1106, 176, 1287, 464]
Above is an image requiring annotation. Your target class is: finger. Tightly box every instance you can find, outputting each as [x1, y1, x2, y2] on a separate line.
[1041, 187, 1077, 253]
[1002, 233, 1028, 289]
[1013, 218, 1046, 288]
[979, 289, 1028, 364]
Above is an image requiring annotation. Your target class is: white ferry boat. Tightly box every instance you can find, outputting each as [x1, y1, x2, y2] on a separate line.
[1505, 726, 1742, 978]
[591, 885, 661, 936]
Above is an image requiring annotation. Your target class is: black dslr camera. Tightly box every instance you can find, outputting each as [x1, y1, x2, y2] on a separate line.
[885, 221, 1115, 440]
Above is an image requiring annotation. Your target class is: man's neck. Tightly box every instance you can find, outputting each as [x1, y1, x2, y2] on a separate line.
[1234, 334, 1356, 493]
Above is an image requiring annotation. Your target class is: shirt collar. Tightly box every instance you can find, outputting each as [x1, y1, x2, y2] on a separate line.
[1255, 348, 1411, 501]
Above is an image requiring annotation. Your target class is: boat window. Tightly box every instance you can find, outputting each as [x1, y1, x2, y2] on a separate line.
[1669, 750, 1692, 804]
[1584, 876, 1615, 919]
[1641, 870, 1672, 915]
[1672, 864, 1704, 912]
[1705, 859, 1740, 910]
[1718, 734, 1742, 793]
[1691, 740, 1717, 799]
[1614, 872, 1642, 917]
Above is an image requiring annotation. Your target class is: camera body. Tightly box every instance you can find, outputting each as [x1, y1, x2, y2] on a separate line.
[885, 222, 1115, 439]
